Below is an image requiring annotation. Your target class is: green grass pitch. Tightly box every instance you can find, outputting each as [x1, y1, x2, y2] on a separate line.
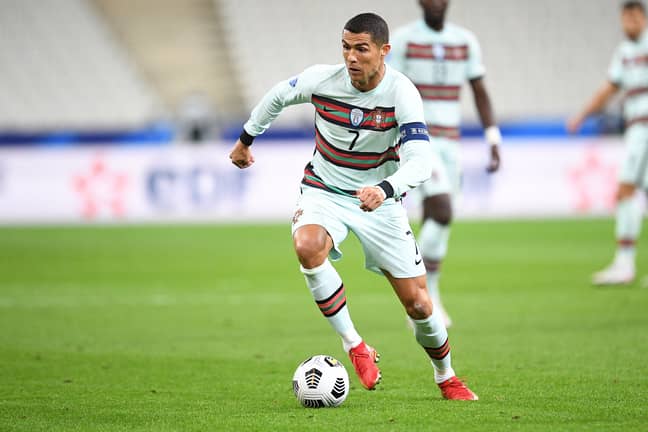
[0, 219, 647, 431]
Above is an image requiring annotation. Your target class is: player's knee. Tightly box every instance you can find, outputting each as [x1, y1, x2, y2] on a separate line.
[616, 184, 636, 202]
[294, 236, 328, 269]
[423, 196, 453, 226]
[405, 298, 432, 320]
[430, 207, 452, 226]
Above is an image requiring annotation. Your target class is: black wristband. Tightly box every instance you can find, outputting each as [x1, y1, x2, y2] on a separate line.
[239, 130, 255, 146]
[376, 180, 394, 199]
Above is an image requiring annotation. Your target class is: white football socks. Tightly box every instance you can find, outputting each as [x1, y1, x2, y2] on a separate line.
[412, 312, 455, 384]
[419, 219, 450, 298]
[301, 260, 362, 352]
[419, 219, 451, 263]
[614, 197, 643, 267]
[419, 219, 451, 324]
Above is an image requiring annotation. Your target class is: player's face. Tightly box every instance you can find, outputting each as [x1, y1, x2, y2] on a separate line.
[420, 0, 448, 25]
[342, 30, 391, 91]
[622, 7, 647, 40]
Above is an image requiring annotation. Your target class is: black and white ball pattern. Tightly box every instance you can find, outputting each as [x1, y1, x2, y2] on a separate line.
[292, 355, 349, 408]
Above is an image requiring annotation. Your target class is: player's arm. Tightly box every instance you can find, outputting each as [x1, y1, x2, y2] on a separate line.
[229, 80, 304, 169]
[566, 81, 620, 133]
[229, 136, 255, 169]
[465, 31, 501, 173]
[568, 46, 623, 134]
[229, 67, 319, 169]
[357, 126, 433, 211]
[469, 77, 501, 173]
[358, 81, 434, 212]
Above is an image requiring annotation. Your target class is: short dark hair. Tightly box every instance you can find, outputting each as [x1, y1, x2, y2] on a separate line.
[343, 13, 389, 45]
[622, 1, 646, 14]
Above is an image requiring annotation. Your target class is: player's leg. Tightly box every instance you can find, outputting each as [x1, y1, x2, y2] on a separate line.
[419, 193, 453, 327]
[593, 127, 647, 285]
[417, 137, 458, 326]
[292, 192, 380, 390]
[293, 225, 364, 352]
[594, 182, 644, 279]
[592, 183, 640, 285]
[351, 201, 473, 398]
[383, 271, 477, 400]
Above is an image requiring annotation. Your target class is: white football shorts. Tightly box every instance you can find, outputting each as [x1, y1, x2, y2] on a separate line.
[620, 124, 648, 189]
[417, 137, 458, 198]
[291, 186, 426, 278]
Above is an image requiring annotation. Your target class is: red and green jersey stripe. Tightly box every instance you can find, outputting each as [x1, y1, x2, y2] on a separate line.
[406, 43, 469, 61]
[414, 84, 461, 101]
[311, 94, 396, 131]
[427, 124, 460, 140]
[315, 126, 400, 170]
[301, 163, 357, 197]
[623, 55, 648, 66]
[625, 86, 648, 99]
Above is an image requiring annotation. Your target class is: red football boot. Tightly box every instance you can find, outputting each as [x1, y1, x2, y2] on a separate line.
[438, 376, 479, 400]
[348, 341, 381, 390]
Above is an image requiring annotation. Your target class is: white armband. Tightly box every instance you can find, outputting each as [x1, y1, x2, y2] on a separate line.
[485, 126, 502, 147]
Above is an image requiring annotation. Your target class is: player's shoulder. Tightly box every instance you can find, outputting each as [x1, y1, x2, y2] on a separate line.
[616, 33, 648, 54]
[640, 32, 648, 48]
[612, 38, 636, 62]
[445, 22, 480, 44]
[391, 20, 421, 40]
[291, 64, 346, 89]
[385, 64, 418, 94]
[299, 64, 346, 80]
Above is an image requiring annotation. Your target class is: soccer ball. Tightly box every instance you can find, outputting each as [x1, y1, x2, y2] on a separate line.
[292, 355, 349, 408]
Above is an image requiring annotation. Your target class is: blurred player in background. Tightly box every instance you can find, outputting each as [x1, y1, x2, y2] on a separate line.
[229, 12, 478, 400]
[389, 0, 501, 326]
[568, 0, 648, 285]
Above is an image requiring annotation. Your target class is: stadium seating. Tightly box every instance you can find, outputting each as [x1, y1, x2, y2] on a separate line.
[217, 0, 620, 123]
[0, 0, 625, 134]
[0, 0, 160, 130]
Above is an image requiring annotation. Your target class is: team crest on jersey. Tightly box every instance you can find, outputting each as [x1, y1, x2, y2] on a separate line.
[433, 43, 445, 59]
[371, 109, 384, 128]
[349, 108, 364, 127]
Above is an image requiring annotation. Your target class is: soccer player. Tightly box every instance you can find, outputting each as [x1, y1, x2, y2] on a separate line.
[229, 13, 477, 400]
[567, 0, 648, 285]
[388, 0, 502, 327]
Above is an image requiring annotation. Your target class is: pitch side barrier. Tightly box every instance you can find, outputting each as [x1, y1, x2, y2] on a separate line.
[0, 136, 626, 224]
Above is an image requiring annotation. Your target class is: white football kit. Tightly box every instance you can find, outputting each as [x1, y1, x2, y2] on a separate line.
[609, 31, 648, 188]
[389, 20, 486, 197]
[243, 63, 444, 277]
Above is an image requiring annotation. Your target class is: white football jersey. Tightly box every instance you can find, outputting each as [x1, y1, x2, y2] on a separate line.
[243, 63, 434, 198]
[608, 31, 648, 126]
[389, 20, 485, 138]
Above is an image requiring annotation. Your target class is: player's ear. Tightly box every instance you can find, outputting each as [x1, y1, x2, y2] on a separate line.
[381, 43, 391, 57]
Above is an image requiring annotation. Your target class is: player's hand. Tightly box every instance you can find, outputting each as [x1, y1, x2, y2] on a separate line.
[229, 139, 255, 169]
[566, 115, 584, 134]
[486, 145, 501, 173]
[357, 186, 385, 212]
